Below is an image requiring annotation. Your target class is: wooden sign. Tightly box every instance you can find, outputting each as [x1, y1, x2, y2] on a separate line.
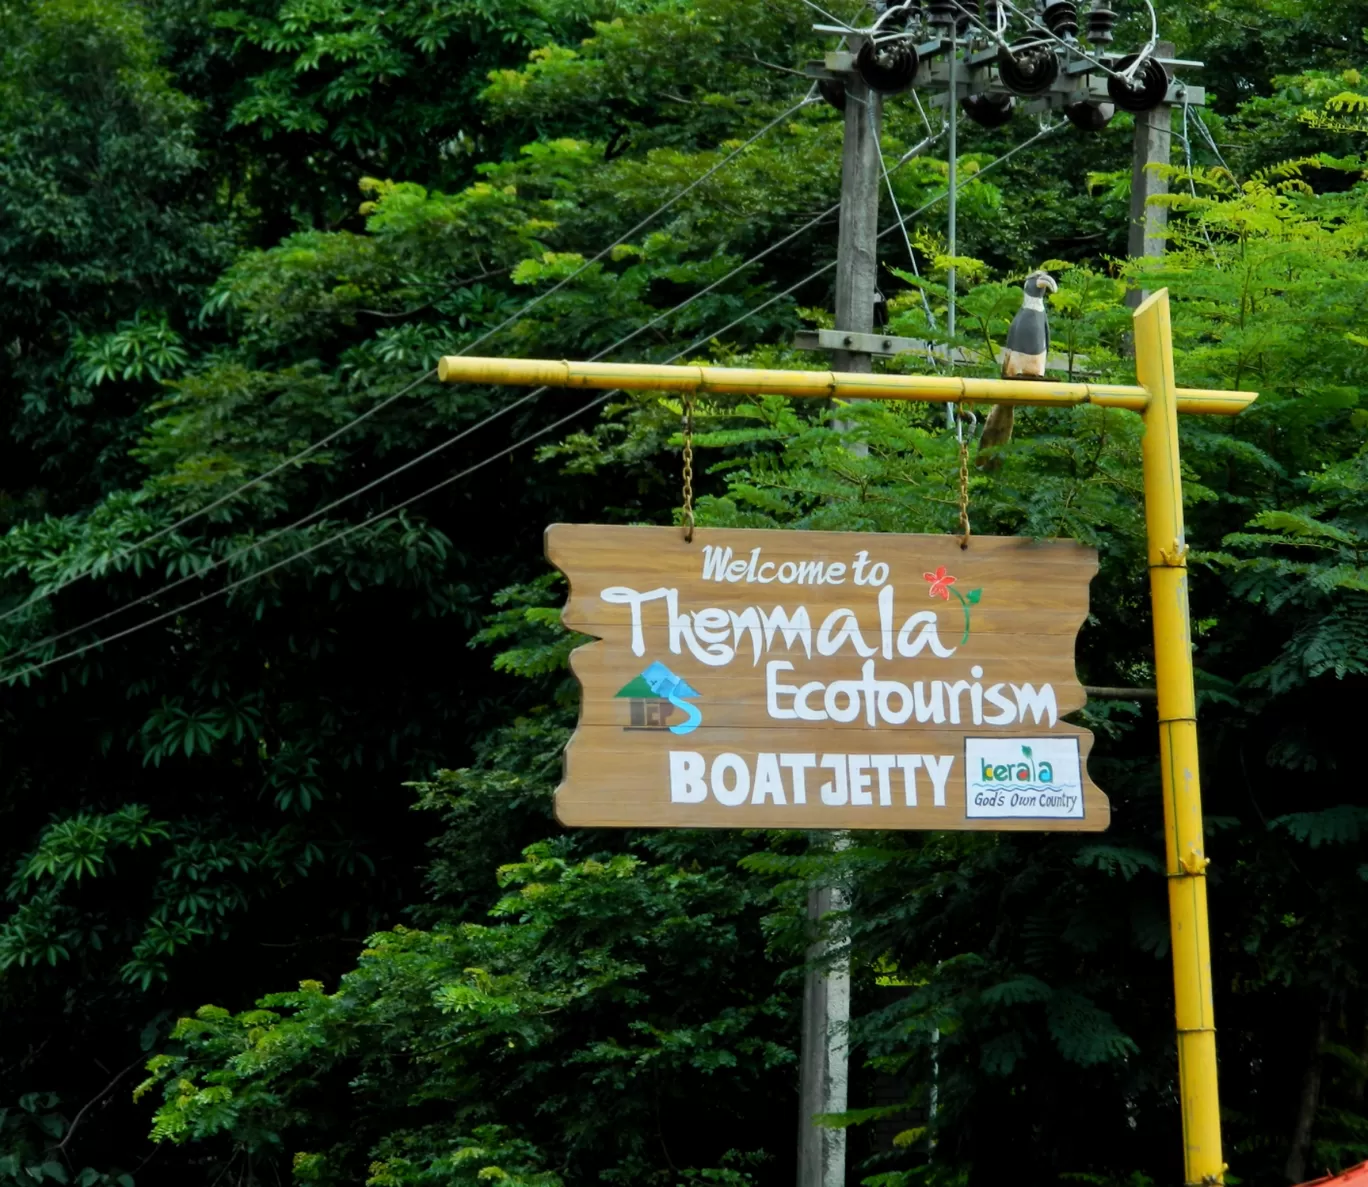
[547, 525, 1109, 832]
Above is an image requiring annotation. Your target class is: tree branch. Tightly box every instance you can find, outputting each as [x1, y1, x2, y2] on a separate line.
[51, 1058, 143, 1156]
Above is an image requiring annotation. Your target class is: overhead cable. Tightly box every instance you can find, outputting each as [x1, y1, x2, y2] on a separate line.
[1, 124, 1062, 682]
[0, 88, 819, 632]
[1, 125, 950, 671]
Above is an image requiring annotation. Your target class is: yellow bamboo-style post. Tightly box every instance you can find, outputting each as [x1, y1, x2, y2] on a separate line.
[437, 288, 1246, 1182]
[1133, 289, 1223, 1186]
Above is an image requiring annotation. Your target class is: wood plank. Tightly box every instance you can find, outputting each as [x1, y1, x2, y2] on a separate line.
[547, 525, 1109, 833]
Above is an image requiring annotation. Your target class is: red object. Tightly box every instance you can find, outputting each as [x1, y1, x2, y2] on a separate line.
[1299, 1163, 1368, 1186]
[923, 567, 956, 600]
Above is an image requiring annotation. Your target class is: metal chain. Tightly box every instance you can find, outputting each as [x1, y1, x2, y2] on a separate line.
[682, 391, 695, 542]
[956, 407, 974, 550]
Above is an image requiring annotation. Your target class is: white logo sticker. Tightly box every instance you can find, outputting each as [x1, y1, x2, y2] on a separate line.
[964, 737, 1083, 819]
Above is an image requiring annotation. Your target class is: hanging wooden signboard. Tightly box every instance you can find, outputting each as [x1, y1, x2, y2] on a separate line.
[547, 524, 1109, 832]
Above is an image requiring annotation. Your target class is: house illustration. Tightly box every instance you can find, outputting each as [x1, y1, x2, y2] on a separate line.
[615, 661, 701, 732]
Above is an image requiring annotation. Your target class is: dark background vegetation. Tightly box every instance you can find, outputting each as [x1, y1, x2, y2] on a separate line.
[0, 1, 1366, 1185]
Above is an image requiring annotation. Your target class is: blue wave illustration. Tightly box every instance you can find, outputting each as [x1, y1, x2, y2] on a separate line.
[971, 784, 1071, 793]
[641, 660, 702, 736]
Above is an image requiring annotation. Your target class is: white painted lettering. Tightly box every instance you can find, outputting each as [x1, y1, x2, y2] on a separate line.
[896, 754, 923, 805]
[766, 661, 798, 720]
[848, 754, 873, 806]
[780, 753, 816, 804]
[760, 606, 812, 657]
[729, 606, 763, 664]
[946, 679, 973, 725]
[700, 546, 732, 581]
[794, 681, 828, 722]
[600, 585, 670, 657]
[870, 754, 898, 806]
[711, 753, 750, 807]
[983, 682, 1017, 725]
[670, 751, 707, 803]
[923, 754, 954, 806]
[817, 608, 876, 657]
[914, 680, 945, 724]
[752, 752, 786, 804]
[852, 550, 870, 584]
[819, 754, 848, 806]
[897, 610, 955, 658]
[1011, 683, 1058, 727]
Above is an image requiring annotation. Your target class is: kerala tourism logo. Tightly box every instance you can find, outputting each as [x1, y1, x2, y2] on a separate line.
[616, 660, 701, 735]
[964, 736, 1084, 820]
[979, 744, 1057, 786]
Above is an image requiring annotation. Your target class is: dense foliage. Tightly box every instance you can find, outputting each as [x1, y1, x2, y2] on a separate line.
[2, 0, 1368, 1185]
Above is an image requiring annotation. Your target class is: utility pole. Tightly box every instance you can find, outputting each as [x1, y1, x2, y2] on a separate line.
[1125, 41, 1175, 308]
[798, 864, 851, 1187]
[798, 64, 882, 1187]
[832, 75, 883, 376]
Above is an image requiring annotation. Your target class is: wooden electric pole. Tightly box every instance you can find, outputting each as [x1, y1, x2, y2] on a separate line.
[798, 67, 882, 1187]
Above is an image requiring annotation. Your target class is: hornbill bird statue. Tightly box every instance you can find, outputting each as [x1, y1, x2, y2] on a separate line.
[979, 269, 1058, 462]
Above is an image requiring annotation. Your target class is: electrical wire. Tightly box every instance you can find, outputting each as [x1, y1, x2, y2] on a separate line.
[0, 128, 898, 673]
[0, 123, 1061, 683]
[8, 121, 954, 674]
[797, 0, 862, 32]
[0, 173, 858, 672]
[1179, 94, 1220, 262]
[0, 392, 623, 685]
[988, 0, 1150, 83]
[0, 88, 820, 633]
[0, 306, 786, 683]
[1122, 0, 1160, 82]
[860, 0, 1161, 87]
[880, 152, 941, 369]
[1191, 107, 1234, 175]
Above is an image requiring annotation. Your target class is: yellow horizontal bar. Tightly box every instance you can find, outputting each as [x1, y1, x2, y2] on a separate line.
[436, 356, 1257, 417]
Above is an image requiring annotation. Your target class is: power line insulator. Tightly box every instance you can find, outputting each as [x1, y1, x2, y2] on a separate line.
[954, 0, 980, 35]
[962, 91, 1016, 127]
[1065, 98, 1115, 129]
[927, 0, 957, 31]
[857, 38, 920, 92]
[1042, 0, 1079, 37]
[1106, 54, 1170, 112]
[997, 41, 1059, 95]
[818, 77, 847, 110]
[1085, 1, 1116, 43]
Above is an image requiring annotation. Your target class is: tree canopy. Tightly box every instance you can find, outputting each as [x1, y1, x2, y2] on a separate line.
[0, 2, 1366, 1186]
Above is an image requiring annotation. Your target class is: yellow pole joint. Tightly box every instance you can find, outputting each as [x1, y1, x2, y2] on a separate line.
[1133, 290, 1225, 1187]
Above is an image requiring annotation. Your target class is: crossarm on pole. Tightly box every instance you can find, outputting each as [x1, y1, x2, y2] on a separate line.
[436, 355, 1256, 417]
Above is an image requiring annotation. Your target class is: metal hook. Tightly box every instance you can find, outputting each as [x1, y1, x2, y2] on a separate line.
[955, 405, 978, 444]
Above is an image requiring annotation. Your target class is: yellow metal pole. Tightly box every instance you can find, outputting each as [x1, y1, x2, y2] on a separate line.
[1133, 289, 1224, 1186]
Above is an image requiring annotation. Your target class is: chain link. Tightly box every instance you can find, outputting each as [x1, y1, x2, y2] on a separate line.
[682, 390, 695, 542]
[956, 407, 973, 550]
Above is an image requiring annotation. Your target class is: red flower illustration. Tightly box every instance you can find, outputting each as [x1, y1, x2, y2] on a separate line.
[923, 566, 957, 600]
